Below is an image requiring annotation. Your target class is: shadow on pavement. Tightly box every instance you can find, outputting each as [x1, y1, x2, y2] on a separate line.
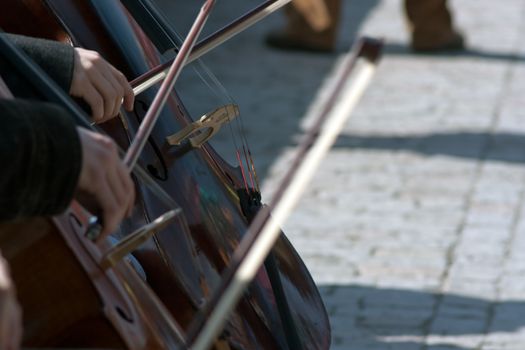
[319, 284, 524, 350]
[384, 42, 525, 63]
[333, 132, 525, 163]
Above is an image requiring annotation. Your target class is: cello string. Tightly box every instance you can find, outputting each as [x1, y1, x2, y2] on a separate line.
[168, 26, 258, 191]
[194, 60, 259, 191]
[187, 59, 251, 192]
[197, 63, 252, 192]
[188, 57, 260, 191]
[242, 144, 255, 189]
[190, 58, 251, 191]
[190, 61, 251, 170]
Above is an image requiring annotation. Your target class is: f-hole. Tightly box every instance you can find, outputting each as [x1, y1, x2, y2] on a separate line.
[134, 99, 168, 181]
[115, 306, 134, 323]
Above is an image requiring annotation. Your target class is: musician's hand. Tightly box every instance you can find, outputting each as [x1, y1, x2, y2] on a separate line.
[0, 255, 22, 350]
[70, 48, 134, 124]
[76, 127, 135, 240]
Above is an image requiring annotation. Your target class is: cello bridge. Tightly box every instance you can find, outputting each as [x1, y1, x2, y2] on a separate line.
[166, 104, 239, 148]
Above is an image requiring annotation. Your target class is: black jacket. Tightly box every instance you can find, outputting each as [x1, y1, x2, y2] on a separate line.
[0, 34, 81, 221]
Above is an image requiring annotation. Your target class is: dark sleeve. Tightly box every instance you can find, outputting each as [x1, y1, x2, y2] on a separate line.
[0, 99, 82, 221]
[1, 33, 75, 93]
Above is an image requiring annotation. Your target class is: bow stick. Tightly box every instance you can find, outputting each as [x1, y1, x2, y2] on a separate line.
[124, 0, 215, 168]
[131, 0, 292, 95]
[186, 37, 383, 350]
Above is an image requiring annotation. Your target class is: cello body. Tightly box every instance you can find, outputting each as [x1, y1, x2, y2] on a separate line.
[0, 214, 185, 348]
[0, 0, 331, 348]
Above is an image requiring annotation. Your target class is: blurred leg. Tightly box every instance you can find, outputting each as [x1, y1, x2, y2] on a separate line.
[404, 0, 464, 51]
[266, 0, 341, 52]
[291, 0, 331, 32]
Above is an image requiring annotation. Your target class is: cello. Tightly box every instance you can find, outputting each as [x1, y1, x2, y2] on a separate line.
[0, 0, 381, 348]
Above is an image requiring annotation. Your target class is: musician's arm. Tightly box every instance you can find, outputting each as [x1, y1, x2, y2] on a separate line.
[1, 33, 134, 123]
[0, 99, 81, 221]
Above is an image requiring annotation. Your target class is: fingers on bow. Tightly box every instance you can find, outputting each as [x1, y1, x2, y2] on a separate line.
[87, 56, 135, 123]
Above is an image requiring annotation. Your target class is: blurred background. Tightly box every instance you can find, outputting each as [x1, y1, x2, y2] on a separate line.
[153, 0, 525, 349]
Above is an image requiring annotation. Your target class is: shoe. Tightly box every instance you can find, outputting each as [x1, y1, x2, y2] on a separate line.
[411, 32, 465, 53]
[265, 31, 335, 53]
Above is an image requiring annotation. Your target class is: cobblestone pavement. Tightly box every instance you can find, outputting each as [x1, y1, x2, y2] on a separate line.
[156, 0, 525, 348]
